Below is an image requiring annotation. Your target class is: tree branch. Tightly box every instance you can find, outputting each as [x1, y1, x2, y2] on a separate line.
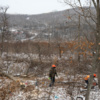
[92, 0, 97, 9]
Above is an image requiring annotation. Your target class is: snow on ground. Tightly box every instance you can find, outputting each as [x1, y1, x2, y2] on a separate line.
[8, 85, 100, 100]
[0, 73, 100, 100]
[89, 90, 100, 100]
[1, 52, 70, 62]
[9, 87, 70, 100]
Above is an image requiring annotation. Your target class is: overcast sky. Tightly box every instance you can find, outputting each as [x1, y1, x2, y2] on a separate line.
[0, 0, 71, 15]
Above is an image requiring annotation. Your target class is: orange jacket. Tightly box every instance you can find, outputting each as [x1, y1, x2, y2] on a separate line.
[84, 76, 90, 80]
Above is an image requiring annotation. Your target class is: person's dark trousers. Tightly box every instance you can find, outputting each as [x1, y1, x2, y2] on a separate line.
[85, 80, 88, 88]
[49, 77, 55, 87]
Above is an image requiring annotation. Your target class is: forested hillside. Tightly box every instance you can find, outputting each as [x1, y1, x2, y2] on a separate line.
[7, 7, 95, 40]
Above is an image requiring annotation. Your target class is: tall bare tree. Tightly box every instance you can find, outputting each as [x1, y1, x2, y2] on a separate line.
[0, 6, 9, 55]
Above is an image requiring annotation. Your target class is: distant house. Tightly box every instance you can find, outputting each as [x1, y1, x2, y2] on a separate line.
[9, 28, 24, 34]
[9, 28, 18, 34]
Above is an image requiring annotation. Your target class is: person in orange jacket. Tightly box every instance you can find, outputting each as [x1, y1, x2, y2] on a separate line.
[49, 64, 58, 87]
[84, 75, 90, 88]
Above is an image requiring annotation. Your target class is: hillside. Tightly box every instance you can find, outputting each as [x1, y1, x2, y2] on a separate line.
[4, 7, 96, 41]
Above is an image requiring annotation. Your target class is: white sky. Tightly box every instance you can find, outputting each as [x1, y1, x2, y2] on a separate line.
[0, 0, 71, 15]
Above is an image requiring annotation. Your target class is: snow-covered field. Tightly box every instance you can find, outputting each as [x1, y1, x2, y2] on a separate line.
[0, 73, 100, 100]
[0, 52, 99, 100]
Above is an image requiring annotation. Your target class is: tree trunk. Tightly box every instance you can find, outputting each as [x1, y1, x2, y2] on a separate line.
[96, 0, 100, 88]
[85, 53, 98, 100]
[0, 71, 16, 81]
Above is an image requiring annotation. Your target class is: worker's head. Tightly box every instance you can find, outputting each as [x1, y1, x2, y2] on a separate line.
[93, 74, 96, 77]
[52, 64, 56, 68]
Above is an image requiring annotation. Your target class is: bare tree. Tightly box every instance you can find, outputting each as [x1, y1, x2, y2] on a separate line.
[0, 6, 9, 55]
